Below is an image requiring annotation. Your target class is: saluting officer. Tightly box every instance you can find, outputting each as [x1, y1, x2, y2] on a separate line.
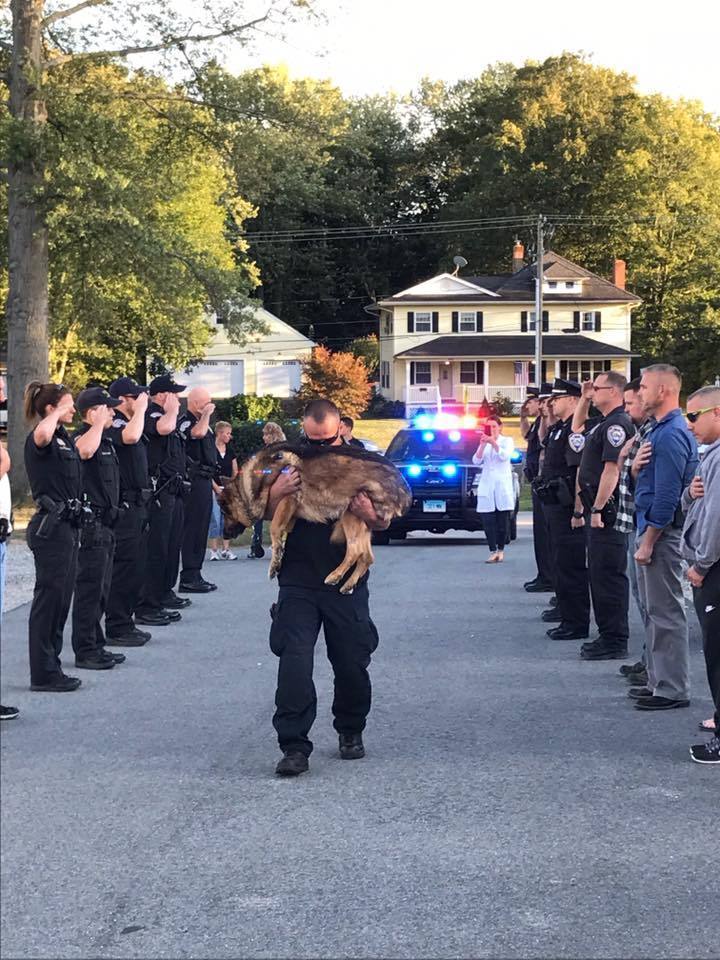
[23, 381, 83, 692]
[105, 377, 153, 646]
[521, 385, 553, 592]
[178, 387, 217, 593]
[70, 387, 125, 671]
[135, 375, 187, 626]
[571, 371, 635, 660]
[538, 378, 590, 641]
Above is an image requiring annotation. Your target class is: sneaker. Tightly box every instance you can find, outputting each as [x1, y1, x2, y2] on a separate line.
[0, 705, 19, 721]
[75, 655, 115, 670]
[30, 674, 82, 692]
[339, 733, 365, 760]
[220, 549, 237, 561]
[619, 661, 646, 677]
[689, 736, 720, 765]
[209, 550, 221, 561]
[275, 752, 309, 777]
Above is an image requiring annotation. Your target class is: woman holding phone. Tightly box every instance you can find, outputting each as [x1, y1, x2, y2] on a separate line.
[473, 415, 516, 563]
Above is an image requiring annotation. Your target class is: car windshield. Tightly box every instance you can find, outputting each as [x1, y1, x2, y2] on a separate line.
[385, 430, 483, 462]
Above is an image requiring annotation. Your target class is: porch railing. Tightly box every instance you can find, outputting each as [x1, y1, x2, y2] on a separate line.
[403, 384, 526, 406]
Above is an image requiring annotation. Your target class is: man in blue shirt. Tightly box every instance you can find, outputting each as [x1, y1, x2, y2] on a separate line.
[632, 364, 698, 710]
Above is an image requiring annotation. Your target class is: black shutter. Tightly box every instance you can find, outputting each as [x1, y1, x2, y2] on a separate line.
[451, 311, 459, 333]
[594, 311, 602, 331]
[573, 310, 581, 332]
[476, 311, 483, 332]
[432, 311, 439, 333]
[476, 361, 484, 384]
[410, 362, 415, 385]
[407, 311, 415, 333]
[521, 310, 528, 332]
[542, 310, 549, 332]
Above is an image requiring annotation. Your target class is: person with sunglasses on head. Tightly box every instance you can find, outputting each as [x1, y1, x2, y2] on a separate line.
[23, 381, 83, 692]
[571, 371, 635, 661]
[263, 398, 390, 778]
[681, 386, 720, 764]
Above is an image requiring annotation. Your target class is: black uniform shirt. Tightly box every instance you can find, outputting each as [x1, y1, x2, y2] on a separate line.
[145, 402, 185, 480]
[279, 519, 368, 592]
[525, 417, 542, 480]
[24, 425, 81, 502]
[578, 405, 635, 494]
[178, 410, 216, 468]
[73, 424, 120, 509]
[106, 410, 149, 494]
[541, 416, 583, 481]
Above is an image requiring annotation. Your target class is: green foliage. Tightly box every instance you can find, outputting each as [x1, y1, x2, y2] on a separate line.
[230, 418, 302, 462]
[365, 390, 406, 419]
[491, 393, 516, 417]
[212, 393, 286, 423]
[347, 334, 379, 376]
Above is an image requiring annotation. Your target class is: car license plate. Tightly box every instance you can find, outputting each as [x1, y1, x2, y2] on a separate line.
[423, 500, 446, 513]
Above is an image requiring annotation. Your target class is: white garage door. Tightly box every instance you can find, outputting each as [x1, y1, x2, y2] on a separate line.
[257, 360, 301, 397]
[181, 360, 244, 398]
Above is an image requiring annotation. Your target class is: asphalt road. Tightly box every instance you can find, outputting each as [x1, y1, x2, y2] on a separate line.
[1, 516, 717, 960]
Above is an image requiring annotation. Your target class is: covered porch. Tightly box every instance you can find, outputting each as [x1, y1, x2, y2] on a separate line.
[401, 359, 550, 411]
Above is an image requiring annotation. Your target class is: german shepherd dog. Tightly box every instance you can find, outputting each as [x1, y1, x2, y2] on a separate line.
[220, 443, 412, 592]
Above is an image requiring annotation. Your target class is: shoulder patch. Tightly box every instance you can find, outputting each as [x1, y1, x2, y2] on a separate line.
[112, 418, 125, 429]
[56, 437, 68, 448]
[568, 433, 586, 453]
[150, 411, 162, 419]
[607, 424, 627, 447]
[179, 420, 191, 433]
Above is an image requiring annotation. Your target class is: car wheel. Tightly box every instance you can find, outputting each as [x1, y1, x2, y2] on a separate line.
[372, 530, 391, 546]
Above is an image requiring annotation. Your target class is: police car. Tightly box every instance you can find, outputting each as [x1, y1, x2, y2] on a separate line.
[375, 413, 524, 544]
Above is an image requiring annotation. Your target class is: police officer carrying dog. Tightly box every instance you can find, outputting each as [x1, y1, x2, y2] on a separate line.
[105, 377, 153, 646]
[571, 371, 635, 660]
[534, 378, 590, 641]
[71, 387, 126, 671]
[265, 398, 389, 778]
[178, 387, 218, 594]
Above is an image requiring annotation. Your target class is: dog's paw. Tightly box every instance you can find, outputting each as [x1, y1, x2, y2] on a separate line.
[324, 571, 342, 586]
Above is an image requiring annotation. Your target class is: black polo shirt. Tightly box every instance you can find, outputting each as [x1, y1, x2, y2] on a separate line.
[578, 405, 635, 493]
[73, 424, 120, 509]
[178, 410, 216, 468]
[541, 417, 585, 482]
[278, 518, 367, 592]
[106, 410, 149, 494]
[524, 417, 542, 480]
[144, 402, 185, 480]
[24, 426, 81, 503]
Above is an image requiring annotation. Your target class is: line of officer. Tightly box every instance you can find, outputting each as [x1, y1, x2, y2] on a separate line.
[521, 384, 554, 593]
[70, 388, 126, 671]
[104, 377, 153, 646]
[135, 375, 189, 625]
[178, 387, 218, 593]
[571, 371, 635, 660]
[533, 378, 591, 640]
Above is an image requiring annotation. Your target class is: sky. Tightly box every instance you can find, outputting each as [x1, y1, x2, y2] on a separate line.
[225, 0, 720, 114]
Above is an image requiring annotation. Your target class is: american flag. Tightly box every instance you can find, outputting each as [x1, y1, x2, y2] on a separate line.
[514, 362, 530, 386]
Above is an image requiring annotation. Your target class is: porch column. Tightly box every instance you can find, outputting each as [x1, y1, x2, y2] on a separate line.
[483, 360, 489, 400]
[554, 359, 561, 379]
[405, 360, 411, 404]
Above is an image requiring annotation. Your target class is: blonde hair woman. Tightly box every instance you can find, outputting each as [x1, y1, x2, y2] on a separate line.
[248, 421, 287, 559]
[208, 421, 238, 560]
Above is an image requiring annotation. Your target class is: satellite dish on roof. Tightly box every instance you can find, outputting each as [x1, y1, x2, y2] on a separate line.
[452, 255, 468, 276]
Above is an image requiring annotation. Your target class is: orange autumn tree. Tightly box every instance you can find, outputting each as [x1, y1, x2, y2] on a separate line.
[296, 346, 372, 419]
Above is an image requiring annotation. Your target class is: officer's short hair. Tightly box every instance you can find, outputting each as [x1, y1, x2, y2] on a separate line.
[340, 415, 354, 430]
[644, 363, 682, 387]
[303, 398, 340, 423]
[625, 377, 641, 393]
[688, 385, 720, 404]
[598, 370, 627, 391]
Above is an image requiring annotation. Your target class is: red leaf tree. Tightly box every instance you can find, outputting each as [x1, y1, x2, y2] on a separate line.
[296, 346, 372, 419]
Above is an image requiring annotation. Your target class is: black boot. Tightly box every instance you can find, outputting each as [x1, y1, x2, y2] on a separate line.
[275, 752, 309, 777]
[338, 733, 365, 760]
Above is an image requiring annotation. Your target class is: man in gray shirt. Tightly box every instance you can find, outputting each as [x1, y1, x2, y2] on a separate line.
[682, 385, 720, 765]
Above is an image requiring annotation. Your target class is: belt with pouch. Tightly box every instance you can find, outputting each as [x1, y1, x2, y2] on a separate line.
[121, 488, 152, 507]
[532, 476, 574, 507]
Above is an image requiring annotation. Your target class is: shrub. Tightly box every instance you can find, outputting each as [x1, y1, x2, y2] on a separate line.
[491, 393, 516, 417]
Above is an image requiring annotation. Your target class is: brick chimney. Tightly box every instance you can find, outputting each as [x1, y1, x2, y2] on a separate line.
[512, 240, 525, 274]
[612, 258, 626, 290]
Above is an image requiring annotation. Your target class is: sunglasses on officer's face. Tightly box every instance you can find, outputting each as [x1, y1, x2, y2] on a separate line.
[302, 432, 339, 446]
[686, 406, 717, 423]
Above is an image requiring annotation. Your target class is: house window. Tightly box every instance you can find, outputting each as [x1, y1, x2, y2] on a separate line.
[560, 360, 612, 381]
[548, 281, 558, 290]
[566, 281, 578, 291]
[414, 361, 432, 384]
[459, 311, 477, 332]
[380, 361, 390, 389]
[581, 311, 599, 331]
[414, 312, 432, 333]
[460, 362, 477, 384]
[382, 317, 393, 336]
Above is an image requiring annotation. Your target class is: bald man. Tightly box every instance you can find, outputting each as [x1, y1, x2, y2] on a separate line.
[178, 386, 218, 593]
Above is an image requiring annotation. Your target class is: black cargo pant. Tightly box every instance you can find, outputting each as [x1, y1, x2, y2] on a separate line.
[532, 487, 554, 586]
[544, 504, 590, 633]
[269, 583, 380, 757]
[180, 476, 213, 585]
[106, 501, 148, 637]
[693, 561, 720, 730]
[588, 525, 629, 649]
[26, 513, 79, 685]
[71, 523, 115, 659]
[139, 489, 183, 612]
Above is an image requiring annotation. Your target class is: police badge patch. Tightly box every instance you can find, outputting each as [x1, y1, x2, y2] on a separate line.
[607, 424, 627, 447]
[569, 432, 586, 452]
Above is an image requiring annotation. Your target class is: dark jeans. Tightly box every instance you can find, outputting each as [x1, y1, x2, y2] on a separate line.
[106, 503, 148, 637]
[588, 525, 630, 648]
[544, 504, 590, 633]
[252, 519, 264, 548]
[26, 513, 79, 684]
[481, 509, 511, 553]
[531, 487, 553, 585]
[269, 583, 379, 757]
[181, 477, 212, 584]
[693, 561, 720, 729]
[71, 524, 115, 659]
[139, 490, 183, 612]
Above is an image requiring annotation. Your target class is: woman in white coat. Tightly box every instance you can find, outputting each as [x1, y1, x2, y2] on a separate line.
[473, 415, 515, 563]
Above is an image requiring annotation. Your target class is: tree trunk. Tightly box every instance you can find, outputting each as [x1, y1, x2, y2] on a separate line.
[6, 0, 49, 501]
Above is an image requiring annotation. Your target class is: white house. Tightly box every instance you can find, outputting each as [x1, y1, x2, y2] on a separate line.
[181, 305, 316, 398]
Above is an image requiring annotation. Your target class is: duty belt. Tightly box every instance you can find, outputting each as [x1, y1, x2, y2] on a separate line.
[120, 488, 151, 506]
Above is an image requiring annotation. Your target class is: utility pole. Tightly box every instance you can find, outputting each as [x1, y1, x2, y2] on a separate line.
[534, 214, 545, 387]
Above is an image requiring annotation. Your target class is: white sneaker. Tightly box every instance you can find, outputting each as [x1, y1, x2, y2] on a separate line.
[209, 550, 221, 561]
[220, 549, 237, 561]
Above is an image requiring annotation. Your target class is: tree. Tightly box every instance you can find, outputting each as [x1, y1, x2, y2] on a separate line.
[1, 0, 312, 494]
[347, 334, 379, 377]
[295, 346, 371, 418]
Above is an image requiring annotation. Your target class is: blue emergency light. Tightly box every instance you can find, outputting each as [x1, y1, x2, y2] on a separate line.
[422, 431, 435, 443]
[510, 449, 523, 463]
[407, 464, 423, 478]
[441, 463, 458, 478]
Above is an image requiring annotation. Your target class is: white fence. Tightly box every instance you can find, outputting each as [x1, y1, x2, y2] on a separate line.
[404, 384, 525, 407]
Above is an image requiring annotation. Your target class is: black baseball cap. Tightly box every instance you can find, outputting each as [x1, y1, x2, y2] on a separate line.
[148, 375, 186, 395]
[551, 377, 582, 398]
[108, 376, 148, 399]
[538, 382, 554, 399]
[76, 387, 122, 413]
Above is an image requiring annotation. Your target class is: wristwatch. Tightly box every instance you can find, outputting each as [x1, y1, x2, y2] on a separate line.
[572, 511, 584, 519]
[591, 507, 603, 514]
